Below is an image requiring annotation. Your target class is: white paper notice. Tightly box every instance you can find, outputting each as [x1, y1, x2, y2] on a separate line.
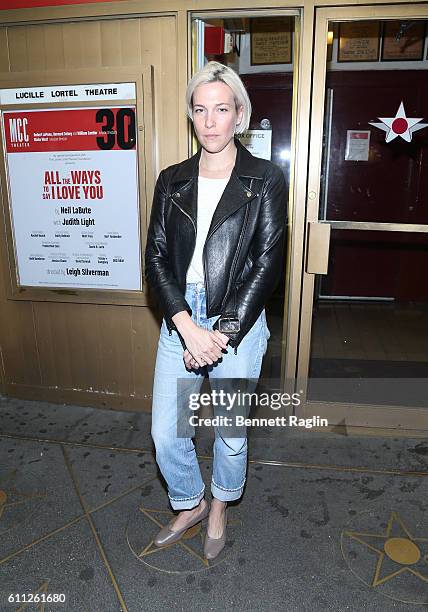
[236, 130, 272, 160]
[345, 130, 371, 161]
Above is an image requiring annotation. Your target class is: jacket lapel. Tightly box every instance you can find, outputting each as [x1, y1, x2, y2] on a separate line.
[169, 176, 198, 230]
[205, 171, 257, 240]
[169, 137, 265, 235]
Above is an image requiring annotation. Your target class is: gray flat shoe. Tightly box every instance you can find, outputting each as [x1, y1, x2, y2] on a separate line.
[154, 500, 209, 547]
[204, 508, 227, 560]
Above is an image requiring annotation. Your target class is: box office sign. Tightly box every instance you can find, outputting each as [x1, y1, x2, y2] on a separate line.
[0, 83, 142, 291]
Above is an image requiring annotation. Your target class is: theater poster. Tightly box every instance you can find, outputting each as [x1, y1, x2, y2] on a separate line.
[0, 83, 142, 290]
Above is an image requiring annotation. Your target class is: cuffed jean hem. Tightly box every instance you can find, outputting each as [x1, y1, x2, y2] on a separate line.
[211, 477, 246, 502]
[168, 484, 206, 510]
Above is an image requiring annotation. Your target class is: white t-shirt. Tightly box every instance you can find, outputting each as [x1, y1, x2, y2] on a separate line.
[186, 175, 230, 283]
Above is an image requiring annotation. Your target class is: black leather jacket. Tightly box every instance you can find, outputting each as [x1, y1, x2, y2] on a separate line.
[144, 137, 288, 352]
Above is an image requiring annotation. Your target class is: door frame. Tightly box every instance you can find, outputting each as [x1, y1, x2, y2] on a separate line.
[188, 8, 304, 405]
[295, 5, 428, 432]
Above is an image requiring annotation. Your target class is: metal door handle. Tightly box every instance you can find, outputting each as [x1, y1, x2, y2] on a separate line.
[306, 222, 331, 275]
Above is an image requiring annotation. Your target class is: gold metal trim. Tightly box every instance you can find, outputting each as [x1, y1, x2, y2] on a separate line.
[296, 4, 428, 430]
[191, 9, 299, 19]
[1, 432, 427, 477]
[0, 451, 159, 570]
[323, 221, 428, 233]
[61, 446, 129, 612]
[341, 511, 428, 602]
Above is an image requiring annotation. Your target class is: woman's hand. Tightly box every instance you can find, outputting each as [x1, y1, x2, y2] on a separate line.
[183, 349, 198, 370]
[183, 329, 230, 370]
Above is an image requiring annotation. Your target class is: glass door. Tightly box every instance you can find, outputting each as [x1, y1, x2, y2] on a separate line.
[297, 6, 428, 431]
[190, 10, 299, 390]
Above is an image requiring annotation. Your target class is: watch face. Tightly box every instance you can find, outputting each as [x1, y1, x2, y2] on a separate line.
[219, 318, 240, 333]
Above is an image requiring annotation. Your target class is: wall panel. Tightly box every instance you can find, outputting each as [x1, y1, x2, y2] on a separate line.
[0, 15, 178, 411]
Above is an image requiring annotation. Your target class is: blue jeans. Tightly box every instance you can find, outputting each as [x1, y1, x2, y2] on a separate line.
[150, 281, 270, 510]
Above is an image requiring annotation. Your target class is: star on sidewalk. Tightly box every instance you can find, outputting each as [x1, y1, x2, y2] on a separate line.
[369, 101, 428, 143]
[344, 511, 428, 587]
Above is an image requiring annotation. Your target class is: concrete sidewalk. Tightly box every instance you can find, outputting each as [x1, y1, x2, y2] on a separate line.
[0, 395, 427, 611]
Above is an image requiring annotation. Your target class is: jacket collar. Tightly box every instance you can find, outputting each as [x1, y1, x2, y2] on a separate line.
[169, 137, 263, 240]
[171, 136, 265, 183]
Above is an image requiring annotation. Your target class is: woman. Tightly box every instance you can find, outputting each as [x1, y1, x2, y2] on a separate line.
[145, 61, 287, 560]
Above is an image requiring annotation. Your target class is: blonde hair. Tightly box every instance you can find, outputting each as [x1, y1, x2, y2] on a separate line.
[186, 61, 251, 134]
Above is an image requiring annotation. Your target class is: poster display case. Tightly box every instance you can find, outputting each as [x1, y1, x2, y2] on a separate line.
[0, 68, 154, 305]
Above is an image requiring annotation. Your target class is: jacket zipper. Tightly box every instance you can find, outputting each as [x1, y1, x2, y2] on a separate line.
[202, 244, 208, 310]
[229, 204, 250, 299]
[168, 198, 197, 335]
[228, 204, 250, 355]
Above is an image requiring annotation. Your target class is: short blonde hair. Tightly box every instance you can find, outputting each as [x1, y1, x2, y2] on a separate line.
[186, 61, 251, 134]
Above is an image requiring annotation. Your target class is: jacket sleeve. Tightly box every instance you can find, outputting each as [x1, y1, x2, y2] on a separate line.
[212, 164, 288, 348]
[144, 169, 192, 325]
